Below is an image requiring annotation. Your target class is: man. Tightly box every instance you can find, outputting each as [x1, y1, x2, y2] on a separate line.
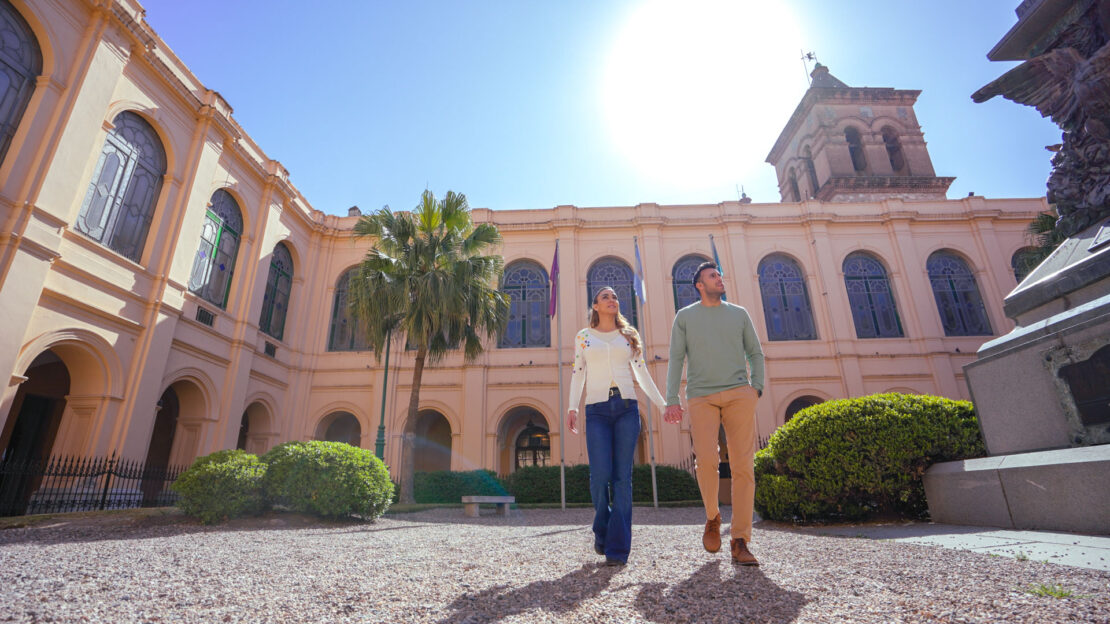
[664, 261, 765, 566]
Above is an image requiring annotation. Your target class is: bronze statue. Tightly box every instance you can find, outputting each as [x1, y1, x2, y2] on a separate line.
[973, 1, 1110, 238]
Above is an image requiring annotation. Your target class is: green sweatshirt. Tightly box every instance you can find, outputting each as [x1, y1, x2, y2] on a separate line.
[666, 301, 765, 405]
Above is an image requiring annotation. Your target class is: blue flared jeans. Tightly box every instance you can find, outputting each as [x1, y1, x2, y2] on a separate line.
[585, 389, 641, 563]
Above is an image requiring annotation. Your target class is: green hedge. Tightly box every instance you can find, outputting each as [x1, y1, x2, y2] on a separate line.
[171, 449, 268, 524]
[754, 393, 986, 523]
[261, 441, 394, 520]
[501, 464, 699, 504]
[413, 470, 509, 503]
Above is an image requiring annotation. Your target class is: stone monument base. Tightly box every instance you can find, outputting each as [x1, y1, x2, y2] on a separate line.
[924, 445, 1110, 535]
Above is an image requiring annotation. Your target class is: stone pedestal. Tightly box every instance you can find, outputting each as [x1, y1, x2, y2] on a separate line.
[926, 219, 1110, 535]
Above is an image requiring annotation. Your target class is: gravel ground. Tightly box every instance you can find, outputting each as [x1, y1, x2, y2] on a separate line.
[0, 507, 1107, 623]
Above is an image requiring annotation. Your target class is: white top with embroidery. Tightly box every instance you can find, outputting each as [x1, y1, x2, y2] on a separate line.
[567, 328, 667, 411]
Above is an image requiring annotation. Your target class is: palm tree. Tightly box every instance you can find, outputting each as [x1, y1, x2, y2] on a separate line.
[1016, 208, 1068, 281]
[349, 190, 509, 504]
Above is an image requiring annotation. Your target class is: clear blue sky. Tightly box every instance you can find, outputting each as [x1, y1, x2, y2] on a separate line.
[140, 0, 1059, 216]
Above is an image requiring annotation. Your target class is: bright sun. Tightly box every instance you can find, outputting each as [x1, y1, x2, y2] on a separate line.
[602, 0, 805, 194]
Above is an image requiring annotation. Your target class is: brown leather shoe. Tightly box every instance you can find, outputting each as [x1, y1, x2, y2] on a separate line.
[702, 513, 722, 553]
[731, 538, 759, 566]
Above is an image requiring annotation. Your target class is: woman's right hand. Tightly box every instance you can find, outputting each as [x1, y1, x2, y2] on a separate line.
[567, 409, 579, 434]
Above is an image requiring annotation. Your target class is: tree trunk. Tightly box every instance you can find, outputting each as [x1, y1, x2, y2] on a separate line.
[399, 347, 427, 504]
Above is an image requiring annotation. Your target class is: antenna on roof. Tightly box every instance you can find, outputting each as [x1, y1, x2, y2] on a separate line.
[801, 51, 818, 85]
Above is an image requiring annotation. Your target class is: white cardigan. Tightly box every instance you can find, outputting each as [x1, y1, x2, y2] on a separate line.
[567, 328, 667, 412]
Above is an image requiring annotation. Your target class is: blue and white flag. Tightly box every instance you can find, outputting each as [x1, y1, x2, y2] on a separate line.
[633, 237, 647, 306]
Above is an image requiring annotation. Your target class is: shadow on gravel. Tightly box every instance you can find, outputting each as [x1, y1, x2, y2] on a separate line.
[632, 560, 808, 623]
[434, 562, 619, 623]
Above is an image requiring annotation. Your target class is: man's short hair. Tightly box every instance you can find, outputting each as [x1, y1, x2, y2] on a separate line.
[692, 261, 718, 287]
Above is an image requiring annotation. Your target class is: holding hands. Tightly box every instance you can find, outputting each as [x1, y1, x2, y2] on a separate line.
[567, 409, 579, 434]
[663, 404, 683, 425]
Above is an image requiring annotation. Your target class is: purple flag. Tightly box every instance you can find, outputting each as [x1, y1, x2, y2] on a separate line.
[548, 241, 559, 316]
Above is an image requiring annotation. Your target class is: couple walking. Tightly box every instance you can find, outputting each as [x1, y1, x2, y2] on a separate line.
[566, 261, 765, 567]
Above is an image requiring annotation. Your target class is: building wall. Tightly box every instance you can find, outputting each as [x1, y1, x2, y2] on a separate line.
[0, 0, 1046, 478]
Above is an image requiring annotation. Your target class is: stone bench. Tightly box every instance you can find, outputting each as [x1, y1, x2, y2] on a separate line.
[461, 495, 514, 517]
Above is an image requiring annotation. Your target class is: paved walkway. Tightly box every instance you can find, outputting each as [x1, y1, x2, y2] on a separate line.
[795, 522, 1110, 572]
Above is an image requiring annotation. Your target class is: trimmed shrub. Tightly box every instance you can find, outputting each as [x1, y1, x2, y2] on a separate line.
[502, 464, 700, 504]
[413, 470, 508, 503]
[171, 449, 267, 524]
[754, 393, 986, 523]
[262, 441, 393, 520]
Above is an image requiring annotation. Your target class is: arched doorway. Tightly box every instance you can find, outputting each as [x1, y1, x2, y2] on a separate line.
[785, 396, 823, 422]
[237, 402, 272, 454]
[497, 406, 551, 475]
[0, 351, 70, 515]
[413, 410, 451, 472]
[316, 411, 362, 447]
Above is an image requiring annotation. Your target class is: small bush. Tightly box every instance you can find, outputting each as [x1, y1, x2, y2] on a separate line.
[413, 470, 508, 503]
[501, 464, 700, 504]
[262, 441, 393, 520]
[171, 449, 267, 524]
[754, 393, 986, 523]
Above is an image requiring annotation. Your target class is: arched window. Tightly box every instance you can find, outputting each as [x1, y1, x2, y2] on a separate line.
[788, 168, 801, 202]
[328, 268, 371, 351]
[515, 421, 550, 469]
[785, 396, 822, 421]
[882, 127, 906, 174]
[260, 242, 293, 340]
[500, 260, 551, 348]
[672, 254, 708, 311]
[1011, 247, 1041, 284]
[586, 257, 637, 327]
[803, 146, 819, 196]
[843, 252, 903, 338]
[0, 1, 41, 166]
[188, 189, 242, 308]
[75, 111, 167, 262]
[927, 251, 993, 336]
[845, 126, 867, 173]
[758, 254, 817, 341]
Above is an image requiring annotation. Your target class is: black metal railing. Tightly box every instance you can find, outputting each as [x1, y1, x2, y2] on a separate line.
[0, 454, 184, 517]
[672, 436, 771, 478]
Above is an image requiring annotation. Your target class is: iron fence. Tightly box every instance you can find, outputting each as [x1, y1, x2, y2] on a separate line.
[672, 435, 771, 478]
[0, 454, 184, 517]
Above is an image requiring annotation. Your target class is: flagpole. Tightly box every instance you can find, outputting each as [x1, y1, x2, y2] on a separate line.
[634, 236, 659, 509]
[553, 240, 566, 511]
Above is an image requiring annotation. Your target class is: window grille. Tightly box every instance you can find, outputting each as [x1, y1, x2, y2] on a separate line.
[586, 257, 637, 327]
[195, 306, 215, 327]
[672, 254, 708, 311]
[188, 190, 242, 308]
[500, 260, 551, 348]
[259, 242, 293, 340]
[843, 252, 903, 338]
[264, 341, 277, 357]
[0, 1, 42, 166]
[927, 251, 992, 336]
[758, 254, 817, 340]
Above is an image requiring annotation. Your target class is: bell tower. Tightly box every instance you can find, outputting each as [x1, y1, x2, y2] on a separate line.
[766, 64, 954, 202]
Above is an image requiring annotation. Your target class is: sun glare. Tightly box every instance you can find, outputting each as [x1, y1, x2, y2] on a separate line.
[602, 1, 805, 194]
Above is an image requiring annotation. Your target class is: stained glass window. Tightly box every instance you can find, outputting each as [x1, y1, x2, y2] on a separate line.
[75, 111, 166, 263]
[188, 190, 241, 308]
[927, 251, 993, 336]
[0, 0, 41, 166]
[843, 252, 903, 338]
[260, 242, 293, 340]
[500, 260, 550, 348]
[672, 254, 708, 311]
[586, 257, 637, 327]
[328, 268, 371, 351]
[758, 254, 817, 341]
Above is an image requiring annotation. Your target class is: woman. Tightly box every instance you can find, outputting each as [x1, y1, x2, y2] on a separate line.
[567, 286, 666, 566]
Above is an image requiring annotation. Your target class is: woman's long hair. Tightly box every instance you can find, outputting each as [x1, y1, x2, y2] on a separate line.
[589, 287, 642, 357]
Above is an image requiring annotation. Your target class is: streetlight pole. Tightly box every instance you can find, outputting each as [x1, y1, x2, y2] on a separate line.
[375, 331, 392, 459]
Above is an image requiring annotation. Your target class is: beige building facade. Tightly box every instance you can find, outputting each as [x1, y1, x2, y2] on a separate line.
[1, 0, 1045, 480]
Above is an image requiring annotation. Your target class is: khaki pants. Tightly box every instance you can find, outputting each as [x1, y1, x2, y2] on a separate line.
[688, 385, 758, 542]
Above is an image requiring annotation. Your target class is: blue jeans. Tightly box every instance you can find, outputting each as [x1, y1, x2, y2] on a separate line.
[585, 390, 640, 563]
